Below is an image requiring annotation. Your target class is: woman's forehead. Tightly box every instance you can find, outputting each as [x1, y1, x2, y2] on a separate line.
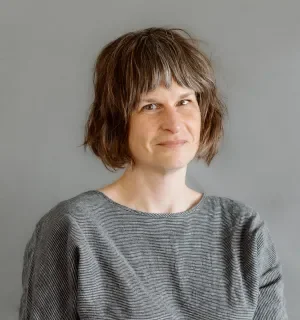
[140, 84, 195, 99]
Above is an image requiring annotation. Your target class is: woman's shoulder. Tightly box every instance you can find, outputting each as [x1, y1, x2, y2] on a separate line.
[34, 189, 103, 232]
[203, 193, 265, 232]
[205, 194, 278, 262]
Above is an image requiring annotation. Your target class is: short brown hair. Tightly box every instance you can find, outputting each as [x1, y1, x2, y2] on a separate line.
[80, 26, 228, 172]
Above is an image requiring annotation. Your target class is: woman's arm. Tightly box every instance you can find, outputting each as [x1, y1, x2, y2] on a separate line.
[252, 219, 288, 319]
[19, 210, 80, 319]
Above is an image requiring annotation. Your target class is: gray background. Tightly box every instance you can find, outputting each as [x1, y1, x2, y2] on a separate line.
[1, 0, 299, 319]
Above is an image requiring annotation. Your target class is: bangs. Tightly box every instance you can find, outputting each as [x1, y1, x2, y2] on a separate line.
[112, 31, 211, 112]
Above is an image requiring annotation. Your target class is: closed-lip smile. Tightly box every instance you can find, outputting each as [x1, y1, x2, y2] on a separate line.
[158, 140, 187, 146]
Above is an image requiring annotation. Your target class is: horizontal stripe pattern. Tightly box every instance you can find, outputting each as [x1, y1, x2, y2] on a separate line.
[19, 190, 288, 319]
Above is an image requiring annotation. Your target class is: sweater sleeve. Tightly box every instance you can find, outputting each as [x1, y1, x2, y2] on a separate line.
[252, 217, 288, 320]
[19, 209, 80, 320]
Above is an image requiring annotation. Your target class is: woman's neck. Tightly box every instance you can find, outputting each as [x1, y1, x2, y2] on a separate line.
[98, 165, 202, 213]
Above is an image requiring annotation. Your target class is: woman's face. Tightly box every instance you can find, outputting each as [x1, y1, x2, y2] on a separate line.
[127, 80, 201, 172]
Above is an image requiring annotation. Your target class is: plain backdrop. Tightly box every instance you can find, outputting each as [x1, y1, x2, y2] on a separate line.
[1, 0, 299, 319]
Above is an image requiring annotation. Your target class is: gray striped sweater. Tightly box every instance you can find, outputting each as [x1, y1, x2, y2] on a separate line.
[19, 190, 288, 319]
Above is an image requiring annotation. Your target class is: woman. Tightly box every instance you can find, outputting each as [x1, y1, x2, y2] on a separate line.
[19, 27, 288, 319]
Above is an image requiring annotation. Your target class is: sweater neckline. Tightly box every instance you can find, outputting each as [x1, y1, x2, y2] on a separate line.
[89, 189, 207, 216]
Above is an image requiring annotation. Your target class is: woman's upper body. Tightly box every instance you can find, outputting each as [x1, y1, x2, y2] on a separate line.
[19, 27, 288, 319]
[19, 188, 288, 319]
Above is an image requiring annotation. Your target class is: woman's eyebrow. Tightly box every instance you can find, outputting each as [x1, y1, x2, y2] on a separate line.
[140, 92, 194, 103]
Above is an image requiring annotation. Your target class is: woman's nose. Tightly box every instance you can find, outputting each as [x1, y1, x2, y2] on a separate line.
[160, 108, 182, 133]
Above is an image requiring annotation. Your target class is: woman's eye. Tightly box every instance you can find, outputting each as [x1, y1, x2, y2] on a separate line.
[142, 100, 190, 111]
[143, 103, 158, 111]
[181, 99, 190, 105]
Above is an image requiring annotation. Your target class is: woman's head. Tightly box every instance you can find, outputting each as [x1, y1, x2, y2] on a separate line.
[81, 27, 227, 172]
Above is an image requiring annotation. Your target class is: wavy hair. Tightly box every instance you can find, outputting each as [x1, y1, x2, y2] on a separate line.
[80, 26, 228, 172]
